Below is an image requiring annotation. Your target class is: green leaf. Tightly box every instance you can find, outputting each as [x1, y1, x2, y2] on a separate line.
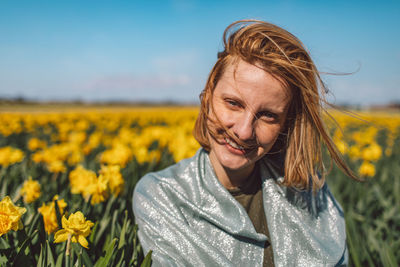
[118, 211, 128, 249]
[27, 213, 41, 237]
[103, 194, 116, 218]
[54, 199, 62, 229]
[37, 214, 47, 247]
[114, 250, 125, 267]
[130, 224, 140, 265]
[0, 237, 11, 249]
[82, 195, 92, 215]
[94, 238, 117, 267]
[89, 221, 99, 244]
[94, 216, 111, 245]
[74, 249, 81, 267]
[110, 209, 118, 239]
[37, 244, 45, 267]
[13, 233, 33, 265]
[140, 251, 152, 267]
[46, 240, 56, 266]
[379, 242, 397, 267]
[0, 254, 8, 266]
[71, 243, 93, 267]
[55, 253, 63, 267]
[0, 174, 8, 199]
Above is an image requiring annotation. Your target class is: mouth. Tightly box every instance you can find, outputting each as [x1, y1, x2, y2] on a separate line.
[224, 137, 245, 150]
[223, 137, 256, 156]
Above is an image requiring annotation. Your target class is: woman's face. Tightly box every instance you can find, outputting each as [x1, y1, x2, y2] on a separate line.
[208, 59, 291, 178]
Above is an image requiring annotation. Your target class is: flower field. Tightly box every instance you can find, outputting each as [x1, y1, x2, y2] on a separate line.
[0, 106, 399, 266]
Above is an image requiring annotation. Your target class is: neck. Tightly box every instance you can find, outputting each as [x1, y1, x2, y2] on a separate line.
[209, 151, 254, 189]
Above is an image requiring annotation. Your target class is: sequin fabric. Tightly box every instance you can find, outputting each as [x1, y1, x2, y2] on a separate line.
[133, 149, 348, 266]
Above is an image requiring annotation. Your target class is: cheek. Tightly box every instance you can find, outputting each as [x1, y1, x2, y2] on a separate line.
[256, 125, 282, 147]
[210, 101, 236, 128]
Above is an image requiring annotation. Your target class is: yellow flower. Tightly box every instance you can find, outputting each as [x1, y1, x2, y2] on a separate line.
[361, 143, 382, 162]
[87, 175, 109, 205]
[69, 165, 97, 195]
[38, 195, 67, 234]
[99, 165, 124, 196]
[82, 132, 102, 155]
[47, 160, 66, 173]
[67, 151, 83, 166]
[0, 196, 26, 237]
[32, 151, 43, 163]
[69, 165, 109, 204]
[0, 146, 25, 167]
[67, 131, 87, 145]
[359, 161, 376, 177]
[348, 145, 361, 161]
[54, 211, 94, 249]
[100, 143, 132, 167]
[335, 140, 347, 155]
[20, 177, 41, 203]
[27, 137, 46, 151]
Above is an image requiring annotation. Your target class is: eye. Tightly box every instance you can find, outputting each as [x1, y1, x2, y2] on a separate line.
[257, 111, 278, 122]
[225, 99, 241, 109]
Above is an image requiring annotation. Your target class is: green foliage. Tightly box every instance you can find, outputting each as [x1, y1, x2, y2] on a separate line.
[327, 130, 400, 266]
[0, 112, 399, 266]
[0, 135, 168, 266]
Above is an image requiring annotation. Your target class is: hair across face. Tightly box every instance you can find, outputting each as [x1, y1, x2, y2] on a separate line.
[194, 20, 356, 190]
[207, 59, 291, 181]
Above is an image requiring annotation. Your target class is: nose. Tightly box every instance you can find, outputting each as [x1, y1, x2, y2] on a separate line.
[232, 112, 255, 141]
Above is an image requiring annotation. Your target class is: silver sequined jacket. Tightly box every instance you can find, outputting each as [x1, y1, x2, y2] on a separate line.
[133, 148, 348, 266]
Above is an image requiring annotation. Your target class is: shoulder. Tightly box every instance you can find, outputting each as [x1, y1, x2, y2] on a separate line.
[260, 157, 343, 217]
[133, 149, 203, 213]
[284, 181, 344, 219]
[134, 152, 195, 195]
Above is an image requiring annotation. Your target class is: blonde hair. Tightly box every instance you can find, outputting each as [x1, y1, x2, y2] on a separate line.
[194, 20, 357, 190]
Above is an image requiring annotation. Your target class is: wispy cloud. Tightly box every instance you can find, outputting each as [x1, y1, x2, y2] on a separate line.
[151, 50, 199, 71]
[84, 73, 191, 92]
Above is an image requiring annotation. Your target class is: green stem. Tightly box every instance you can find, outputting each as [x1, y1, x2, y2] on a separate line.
[0, 166, 6, 184]
[65, 234, 71, 267]
[66, 234, 71, 256]
[65, 253, 70, 267]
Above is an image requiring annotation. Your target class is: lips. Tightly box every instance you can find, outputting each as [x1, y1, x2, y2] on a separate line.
[223, 137, 257, 156]
[224, 137, 245, 150]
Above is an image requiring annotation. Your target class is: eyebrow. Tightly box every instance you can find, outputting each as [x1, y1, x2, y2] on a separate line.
[220, 93, 245, 106]
[219, 92, 286, 116]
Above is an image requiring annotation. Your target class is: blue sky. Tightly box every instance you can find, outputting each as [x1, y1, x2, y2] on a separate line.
[0, 0, 399, 105]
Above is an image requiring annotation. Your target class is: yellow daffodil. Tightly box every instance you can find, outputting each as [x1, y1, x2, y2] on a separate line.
[0, 196, 26, 237]
[38, 195, 67, 234]
[54, 211, 94, 249]
[67, 151, 83, 166]
[47, 160, 67, 173]
[361, 143, 382, 162]
[27, 137, 46, 151]
[335, 140, 347, 155]
[69, 165, 97, 195]
[348, 145, 361, 161]
[100, 143, 132, 167]
[88, 175, 109, 205]
[99, 165, 124, 196]
[359, 161, 376, 177]
[20, 177, 41, 203]
[0, 146, 25, 167]
[69, 165, 109, 204]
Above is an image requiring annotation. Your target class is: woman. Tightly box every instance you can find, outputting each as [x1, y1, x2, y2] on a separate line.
[133, 20, 354, 266]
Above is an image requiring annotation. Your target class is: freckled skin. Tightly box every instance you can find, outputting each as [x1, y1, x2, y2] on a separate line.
[208, 60, 291, 189]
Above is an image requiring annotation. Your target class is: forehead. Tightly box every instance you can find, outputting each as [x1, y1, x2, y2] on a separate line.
[215, 59, 291, 112]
